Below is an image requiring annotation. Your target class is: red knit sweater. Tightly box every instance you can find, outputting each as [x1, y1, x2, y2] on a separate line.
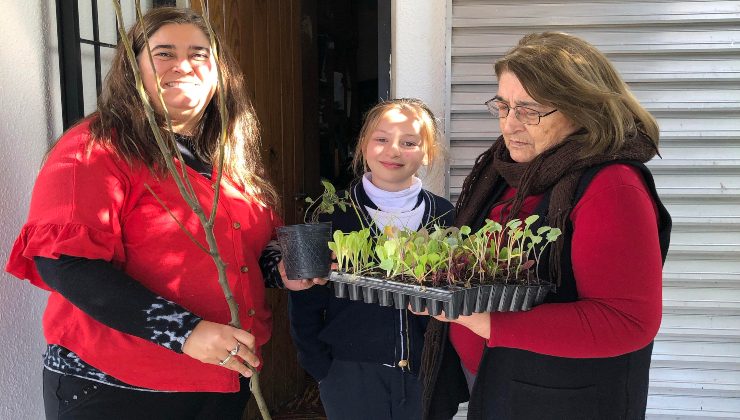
[450, 164, 663, 374]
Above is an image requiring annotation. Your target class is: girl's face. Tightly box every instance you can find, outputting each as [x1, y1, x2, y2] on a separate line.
[364, 107, 428, 192]
[137, 23, 218, 134]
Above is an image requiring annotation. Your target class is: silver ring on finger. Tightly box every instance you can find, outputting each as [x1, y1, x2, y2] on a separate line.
[218, 354, 233, 366]
[229, 341, 241, 356]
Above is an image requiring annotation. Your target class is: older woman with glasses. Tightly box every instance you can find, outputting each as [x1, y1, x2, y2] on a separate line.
[417, 32, 672, 419]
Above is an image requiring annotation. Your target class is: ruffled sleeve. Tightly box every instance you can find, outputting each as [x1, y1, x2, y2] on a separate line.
[5, 121, 130, 290]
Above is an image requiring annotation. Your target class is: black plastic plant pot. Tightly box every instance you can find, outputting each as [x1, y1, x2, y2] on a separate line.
[508, 285, 527, 312]
[333, 281, 347, 299]
[460, 287, 479, 317]
[276, 222, 332, 280]
[393, 292, 409, 310]
[348, 283, 363, 301]
[474, 285, 492, 313]
[409, 295, 426, 312]
[378, 289, 394, 307]
[328, 271, 472, 320]
[485, 282, 554, 312]
[363, 287, 377, 304]
[486, 284, 504, 312]
[427, 299, 443, 317]
[498, 284, 517, 311]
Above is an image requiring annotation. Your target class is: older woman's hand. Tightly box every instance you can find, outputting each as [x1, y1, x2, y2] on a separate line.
[409, 307, 492, 340]
[182, 320, 260, 377]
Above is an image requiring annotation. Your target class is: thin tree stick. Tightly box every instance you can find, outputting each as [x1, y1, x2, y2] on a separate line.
[193, 3, 271, 417]
[112, 2, 270, 419]
[143, 183, 208, 253]
[197, 1, 228, 226]
[134, 3, 198, 199]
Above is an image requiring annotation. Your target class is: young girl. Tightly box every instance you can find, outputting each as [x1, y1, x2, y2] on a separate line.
[289, 98, 454, 420]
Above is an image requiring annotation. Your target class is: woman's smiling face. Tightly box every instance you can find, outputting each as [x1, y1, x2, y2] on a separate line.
[496, 71, 579, 163]
[137, 23, 217, 134]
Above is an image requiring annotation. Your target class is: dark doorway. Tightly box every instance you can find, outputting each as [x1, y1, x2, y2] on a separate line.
[302, 0, 391, 195]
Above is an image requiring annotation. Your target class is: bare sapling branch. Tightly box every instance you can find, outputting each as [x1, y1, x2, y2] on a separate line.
[112, 1, 270, 418]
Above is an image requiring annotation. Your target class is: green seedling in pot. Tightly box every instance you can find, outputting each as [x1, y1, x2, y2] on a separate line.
[304, 180, 353, 224]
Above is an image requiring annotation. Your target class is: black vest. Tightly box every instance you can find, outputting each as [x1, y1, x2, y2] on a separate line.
[428, 161, 671, 420]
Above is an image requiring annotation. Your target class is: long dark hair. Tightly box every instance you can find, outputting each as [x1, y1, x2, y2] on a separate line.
[88, 7, 278, 209]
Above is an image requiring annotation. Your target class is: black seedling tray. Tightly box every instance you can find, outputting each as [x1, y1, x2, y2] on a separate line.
[329, 271, 554, 320]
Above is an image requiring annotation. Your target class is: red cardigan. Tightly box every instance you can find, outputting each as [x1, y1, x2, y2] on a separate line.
[6, 120, 281, 392]
[450, 164, 663, 374]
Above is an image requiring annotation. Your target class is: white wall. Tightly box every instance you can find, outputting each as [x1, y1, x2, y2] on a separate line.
[0, 0, 61, 418]
[392, 0, 448, 195]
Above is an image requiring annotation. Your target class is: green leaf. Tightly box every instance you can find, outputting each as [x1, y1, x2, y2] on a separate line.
[321, 179, 336, 194]
[333, 229, 345, 242]
[379, 258, 395, 271]
[384, 240, 397, 255]
[428, 253, 441, 264]
[546, 228, 562, 242]
[506, 219, 522, 230]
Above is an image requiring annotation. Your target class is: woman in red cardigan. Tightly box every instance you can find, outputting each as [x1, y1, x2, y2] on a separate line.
[6, 7, 313, 420]
[418, 32, 671, 420]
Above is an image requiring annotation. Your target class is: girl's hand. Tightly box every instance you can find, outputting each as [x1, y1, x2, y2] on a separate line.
[182, 320, 260, 377]
[278, 260, 329, 291]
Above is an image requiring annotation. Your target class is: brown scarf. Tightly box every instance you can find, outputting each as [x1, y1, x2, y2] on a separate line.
[455, 128, 658, 286]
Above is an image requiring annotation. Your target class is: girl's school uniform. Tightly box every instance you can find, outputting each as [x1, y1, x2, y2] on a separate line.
[289, 175, 454, 420]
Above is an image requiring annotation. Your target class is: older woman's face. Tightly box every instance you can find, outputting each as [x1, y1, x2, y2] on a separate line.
[137, 23, 217, 134]
[496, 71, 579, 163]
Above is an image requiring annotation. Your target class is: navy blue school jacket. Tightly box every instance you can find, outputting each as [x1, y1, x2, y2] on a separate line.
[288, 180, 455, 382]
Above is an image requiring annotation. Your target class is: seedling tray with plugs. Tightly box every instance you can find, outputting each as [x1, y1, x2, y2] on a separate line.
[329, 271, 554, 320]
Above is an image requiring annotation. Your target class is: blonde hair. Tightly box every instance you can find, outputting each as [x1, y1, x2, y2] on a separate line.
[88, 7, 279, 209]
[352, 98, 443, 176]
[494, 32, 659, 157]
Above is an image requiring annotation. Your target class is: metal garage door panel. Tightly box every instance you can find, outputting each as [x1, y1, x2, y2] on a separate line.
[452, 26, 740, 56]
[448, 1, 740, 417]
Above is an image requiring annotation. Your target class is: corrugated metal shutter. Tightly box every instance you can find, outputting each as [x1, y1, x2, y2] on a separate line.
[446, 1, 740, 418]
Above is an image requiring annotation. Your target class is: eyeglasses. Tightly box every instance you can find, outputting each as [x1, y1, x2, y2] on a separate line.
[484, 98, 558, 125]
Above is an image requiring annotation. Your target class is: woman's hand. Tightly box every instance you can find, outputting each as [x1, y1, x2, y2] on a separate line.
[278, 260, 330, 291]
[410, 307, 492, 340]
[182, 320, 260, 377]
